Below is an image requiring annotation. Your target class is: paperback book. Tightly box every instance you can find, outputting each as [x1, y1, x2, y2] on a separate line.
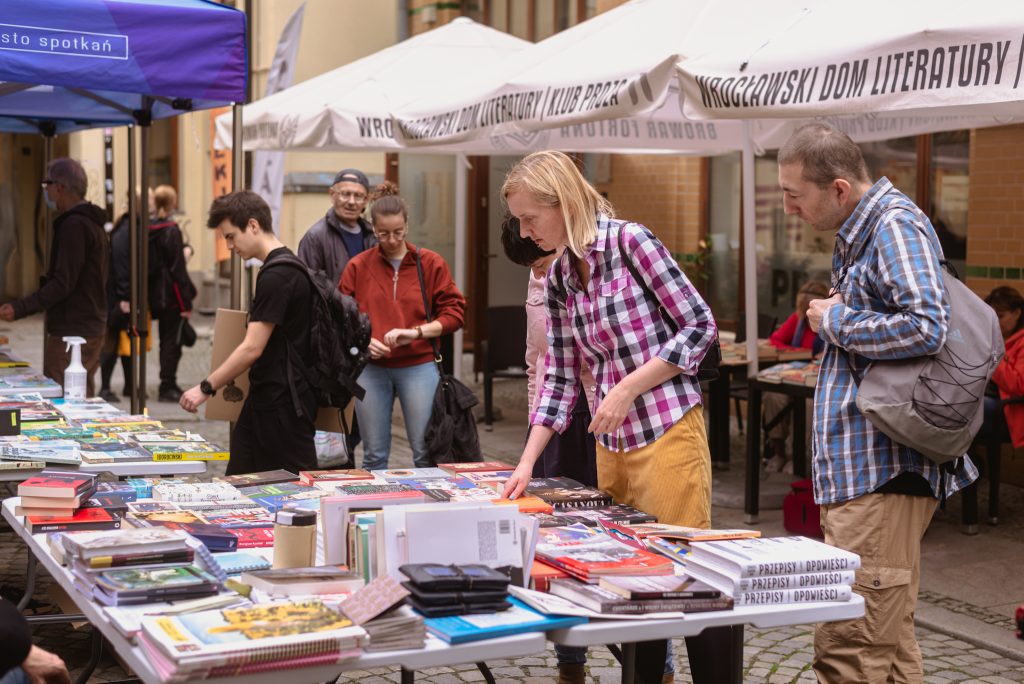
[216, 469, 298, 488]
[423, 597, 586, 644]
[548, 578, 732, 615]
[687, 536, 861, 578]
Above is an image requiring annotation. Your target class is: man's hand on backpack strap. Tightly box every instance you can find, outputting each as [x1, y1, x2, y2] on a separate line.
[807, 293, 843, 333]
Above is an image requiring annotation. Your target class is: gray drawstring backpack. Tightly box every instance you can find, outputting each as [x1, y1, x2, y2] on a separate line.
[840, 203, 1005, 464]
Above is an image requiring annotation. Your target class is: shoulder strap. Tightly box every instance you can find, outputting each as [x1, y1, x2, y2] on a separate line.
[413, 249, 444, 375]
[616, 222, 678, 335]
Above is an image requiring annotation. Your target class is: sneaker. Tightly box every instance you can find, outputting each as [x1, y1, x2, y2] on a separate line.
[764, 454, 787, 473]
[98, 389, 120, 403]
[158, 387, 183, 402]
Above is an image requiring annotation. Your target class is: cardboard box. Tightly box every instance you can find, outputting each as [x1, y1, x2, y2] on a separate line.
[203, 307, 354, 433]
[204, 308, 250, 422]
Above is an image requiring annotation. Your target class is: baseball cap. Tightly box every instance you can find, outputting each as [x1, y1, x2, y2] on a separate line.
[333, 168, 370, 191]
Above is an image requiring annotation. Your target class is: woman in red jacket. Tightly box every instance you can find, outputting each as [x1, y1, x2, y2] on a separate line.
[763, 280, 828, 472]
[339, 182, 466, 469]
[983, 287, 1024, 447]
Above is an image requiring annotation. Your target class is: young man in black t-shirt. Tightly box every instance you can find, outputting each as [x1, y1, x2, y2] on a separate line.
[180, 191, 317, 475]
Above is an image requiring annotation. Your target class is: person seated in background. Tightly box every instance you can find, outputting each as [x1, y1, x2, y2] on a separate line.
[1, 597, 70, 684]
[763, 280, 829, 473]
[981, 286, 1024, 447]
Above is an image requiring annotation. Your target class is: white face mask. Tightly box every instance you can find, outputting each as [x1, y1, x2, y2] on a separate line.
[44, 194, 57, 210]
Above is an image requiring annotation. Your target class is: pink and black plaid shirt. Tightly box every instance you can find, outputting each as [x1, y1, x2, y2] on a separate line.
[530, 215, 717, 452]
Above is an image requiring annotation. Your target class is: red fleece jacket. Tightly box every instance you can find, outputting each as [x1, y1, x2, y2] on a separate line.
[992, 328, 1024, 448]
[339, 243, 465, 368]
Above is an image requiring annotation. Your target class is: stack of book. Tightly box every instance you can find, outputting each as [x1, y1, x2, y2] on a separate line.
[399, 563, 511, 617]
[757, 360, 820, 387]
[685, 536, 860, 606]
[138, 599, 367, 681]
[2, 439, 81, 466]
[534, 524, 674, 583]
[547, 574, 732, 615]
[338, 575, 425, 652]
[531, 503, 656, 528]
[17, 471, 128, 533]
[0, 371, 62, 398]
[124, 501, 275, 550]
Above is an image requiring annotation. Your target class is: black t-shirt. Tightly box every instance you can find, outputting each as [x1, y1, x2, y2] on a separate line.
[248, 247, 317, 417]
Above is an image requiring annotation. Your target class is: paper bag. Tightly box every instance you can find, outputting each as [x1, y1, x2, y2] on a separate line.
[204, 308, 250, 422]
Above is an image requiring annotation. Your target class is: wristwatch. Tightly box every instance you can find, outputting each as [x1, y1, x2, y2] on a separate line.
[200, 379, 217, 397]
[415, 325, 424, 339]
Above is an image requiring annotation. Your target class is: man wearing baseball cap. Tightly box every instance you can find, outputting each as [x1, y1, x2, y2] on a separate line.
[298, 168, 377, 287]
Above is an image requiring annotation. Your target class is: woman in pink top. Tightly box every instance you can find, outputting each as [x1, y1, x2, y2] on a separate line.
[501, 216, 597, 487]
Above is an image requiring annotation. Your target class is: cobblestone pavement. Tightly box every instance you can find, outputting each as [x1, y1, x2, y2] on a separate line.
[2, 315, 1024, 683]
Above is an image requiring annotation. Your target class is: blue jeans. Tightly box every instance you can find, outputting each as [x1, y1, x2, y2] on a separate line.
[0, 667, 29, 684]
[354, 361, 440, 470]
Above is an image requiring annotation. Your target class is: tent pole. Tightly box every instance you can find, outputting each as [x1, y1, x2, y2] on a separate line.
[230, 103, 243, 310]
[41, 129, 54, 343]
[453, 153, 468, 381]
[127, 125, 140, 415]
[138, 115, 151, 412]
[741, 121, 759, 380]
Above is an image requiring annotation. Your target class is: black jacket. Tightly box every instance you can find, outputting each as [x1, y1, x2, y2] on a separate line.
[0, 598, 31, 677]
[148, 219, 196, 313]
[106, 214, 132, 323]
[297, 210, 376, 287]
[14, 202, 108, 337]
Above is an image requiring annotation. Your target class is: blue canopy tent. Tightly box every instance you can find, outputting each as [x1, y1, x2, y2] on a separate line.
[0, 0, 247, 412]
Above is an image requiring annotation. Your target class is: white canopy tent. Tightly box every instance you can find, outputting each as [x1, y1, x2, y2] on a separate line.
[213, 16, 749, 378]
[393, 0, 1024, 377]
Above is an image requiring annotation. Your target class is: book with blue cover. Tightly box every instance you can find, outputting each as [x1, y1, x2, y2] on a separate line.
[211, 552, 271, 575]
[423, 597, 587, 644]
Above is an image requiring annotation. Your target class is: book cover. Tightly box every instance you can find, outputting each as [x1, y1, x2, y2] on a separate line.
[198, 507, 274, 529]
[216, 469, 298, 488]
[684, 560, 857, 595]
[211, 552, 271, 575]
[528, 480, 614, 510]
[423, 598, 586, 644]
[460, 470, 514, 484]
[689, 536, 861, 578]
[228, 527, 275, 548]
[95, 482, 139, 502]
[733, 585, 853, 606]
[489, 496, 553, 514]
[597, 574, 722, 600]
[298, 469, 373, 486]
[2, 443, 81, 466]
[377, 467, 450, 481]
[549, 578, 732, 615]
[147, 442, 229, 461]
[19, 470, 97, 498]
[127, 510, 208, 529]
[334, 483, 414, 496]
[26, 507, 122, 533]
[339, 574, 409, 625]
[438, 461, 512, 475]
[241, 566, 364, 596]
[0, 459, 45, 471]
[140, 600, 365, 668]
[179, 523, 240, 552]
[62, 527, 190, 558]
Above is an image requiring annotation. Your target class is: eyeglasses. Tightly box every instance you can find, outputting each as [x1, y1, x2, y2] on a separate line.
[375, 230, 407, 242]
[332, 190, 367, 202]
[40, 179, 59, 188]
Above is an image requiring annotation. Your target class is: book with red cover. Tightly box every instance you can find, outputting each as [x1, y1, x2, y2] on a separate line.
[438, 461, 511, 475]
[227, 527, 275, 548]
[18, 470, 97, 498]
[26, 507, 121, 533]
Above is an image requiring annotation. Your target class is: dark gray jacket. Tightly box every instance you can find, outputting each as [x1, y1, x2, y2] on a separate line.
[297, 209, 376, 287]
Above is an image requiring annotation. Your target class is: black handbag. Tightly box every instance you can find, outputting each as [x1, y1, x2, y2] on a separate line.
[413, 249, 481, 464]
[176, 317, 198, 348]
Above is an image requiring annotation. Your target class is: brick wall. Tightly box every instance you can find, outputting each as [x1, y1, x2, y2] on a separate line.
[595, 155, 705, 257]
[966, 124, 1024, 297]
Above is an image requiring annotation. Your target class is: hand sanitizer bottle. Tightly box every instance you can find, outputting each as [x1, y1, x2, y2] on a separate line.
[62, 336, 87, 400]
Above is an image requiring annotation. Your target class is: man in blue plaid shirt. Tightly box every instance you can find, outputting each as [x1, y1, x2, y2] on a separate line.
[778, 123, 977, 683]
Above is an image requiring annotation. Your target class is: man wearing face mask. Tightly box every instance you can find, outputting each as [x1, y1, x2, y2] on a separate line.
[0, 158, 108, 396]
[298, 168, 377, 288]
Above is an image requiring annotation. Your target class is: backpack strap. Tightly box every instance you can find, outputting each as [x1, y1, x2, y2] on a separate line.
[257, 255, 316, 419]
[615, 221, 679, 335]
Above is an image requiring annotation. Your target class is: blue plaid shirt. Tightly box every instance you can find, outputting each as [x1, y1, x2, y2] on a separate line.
[814, 178, 978, 505]
[531, 216, 716, 451]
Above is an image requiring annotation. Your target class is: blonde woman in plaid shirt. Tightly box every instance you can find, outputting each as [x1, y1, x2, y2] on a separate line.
[500, 150, 727, 684]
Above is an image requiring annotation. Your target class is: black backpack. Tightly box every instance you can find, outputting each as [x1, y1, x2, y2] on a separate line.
[261, 254, 372, 421]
